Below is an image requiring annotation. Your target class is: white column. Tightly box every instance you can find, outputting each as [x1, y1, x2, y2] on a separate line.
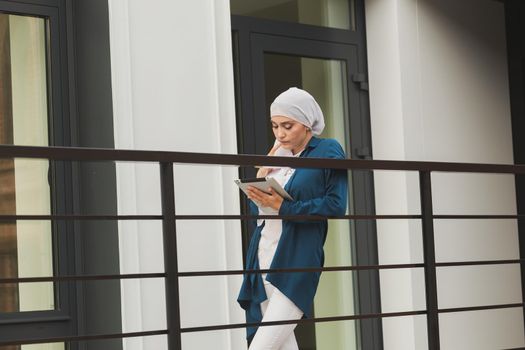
[366, 0, 522, 349]
[108, 0, 246, 349]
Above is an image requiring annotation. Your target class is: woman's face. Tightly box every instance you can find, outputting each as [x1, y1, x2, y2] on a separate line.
[271, 115, 312, 154]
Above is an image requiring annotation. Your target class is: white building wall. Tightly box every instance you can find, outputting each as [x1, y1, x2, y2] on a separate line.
[107, 1, 246, 349]
[366, 0, 523, 349]
[105, 0, 524, 349]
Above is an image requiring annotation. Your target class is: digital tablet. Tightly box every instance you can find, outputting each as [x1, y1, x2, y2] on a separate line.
[234, 177, 293, 201]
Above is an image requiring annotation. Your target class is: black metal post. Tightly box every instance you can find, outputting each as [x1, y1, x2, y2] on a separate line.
[160, 162, 182, 350]
[419, 171, 440, 350]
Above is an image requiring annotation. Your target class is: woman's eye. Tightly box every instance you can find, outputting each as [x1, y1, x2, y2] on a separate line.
[284, 125, 292, 130]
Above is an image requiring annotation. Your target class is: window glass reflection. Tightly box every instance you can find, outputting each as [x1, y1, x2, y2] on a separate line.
[231, 0, 355, 30]
[0, 13, 54, 314]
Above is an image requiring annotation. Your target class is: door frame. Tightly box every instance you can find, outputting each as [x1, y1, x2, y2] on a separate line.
[249, 33, 361, 157]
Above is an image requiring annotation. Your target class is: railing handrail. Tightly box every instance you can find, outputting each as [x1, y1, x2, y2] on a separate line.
[1, 144, 524, 174]
[1, 144, 524, 350]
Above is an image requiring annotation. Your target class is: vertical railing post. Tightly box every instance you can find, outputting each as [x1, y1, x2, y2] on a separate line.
[160, 162, 182, 350]
[419, 171, 440, 350]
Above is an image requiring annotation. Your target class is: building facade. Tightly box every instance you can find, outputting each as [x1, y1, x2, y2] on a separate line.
[0, 0, 524, 349]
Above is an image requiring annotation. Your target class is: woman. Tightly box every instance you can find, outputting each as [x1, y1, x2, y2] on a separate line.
[237, 87, 348, 350]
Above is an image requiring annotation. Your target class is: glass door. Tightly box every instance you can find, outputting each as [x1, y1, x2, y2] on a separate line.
[232, 1, 381, 347]
[242, 33, 373, 349]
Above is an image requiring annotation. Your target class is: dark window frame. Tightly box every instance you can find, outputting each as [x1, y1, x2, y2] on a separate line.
[0, 1, 122, 349]
[0, 0, 79, 344]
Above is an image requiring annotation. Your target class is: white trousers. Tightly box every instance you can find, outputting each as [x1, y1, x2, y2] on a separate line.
[249, 283, 304, 350]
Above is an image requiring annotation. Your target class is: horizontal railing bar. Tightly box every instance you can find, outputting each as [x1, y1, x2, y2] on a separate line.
[438, 302, 524, 314]
[179, 259, 525, 278]
[0, 329, 168, 347]
[3, 303, 522, 345]
[433, 214, 525, 219]
[436, 259, 522, 267]
[174, 214, 421, 220]
[0, 265, 422, 284]
[1, 144, 525, 174]
[4, 258, 523, 283]
[181, 303, 525, 334]
[179, 264, 426, 277]
[2, 213, 524, 222]
[0, 214, 163, 221]
[0, 214, 422, 221]
[0, 273, 165, 284]
[181, 310, 428, 333]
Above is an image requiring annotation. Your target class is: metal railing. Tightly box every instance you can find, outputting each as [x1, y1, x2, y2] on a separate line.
[0, 144, 524, 350]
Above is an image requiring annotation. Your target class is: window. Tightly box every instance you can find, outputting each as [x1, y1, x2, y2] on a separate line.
[0, 1, 72, 349]
[230, 0, 356, 30]
[0, 12, 55, 315]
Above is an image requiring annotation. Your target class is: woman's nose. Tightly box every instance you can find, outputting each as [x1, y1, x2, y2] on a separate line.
[277, 128, 286, 139]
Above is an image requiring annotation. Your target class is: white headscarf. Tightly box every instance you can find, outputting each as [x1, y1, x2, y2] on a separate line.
[270, 87, 325, 135]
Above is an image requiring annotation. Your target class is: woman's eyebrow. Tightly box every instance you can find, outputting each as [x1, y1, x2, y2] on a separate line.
[271, 121, 296, 127]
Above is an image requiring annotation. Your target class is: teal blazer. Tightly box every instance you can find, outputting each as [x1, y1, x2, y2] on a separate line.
[237, 136, 348, 340]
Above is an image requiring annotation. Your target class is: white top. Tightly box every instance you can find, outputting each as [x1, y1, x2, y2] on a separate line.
[257, 149, 302, 283]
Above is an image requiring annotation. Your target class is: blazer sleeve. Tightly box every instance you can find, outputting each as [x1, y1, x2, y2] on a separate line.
[278, 140, 348, 221]
[248, 200, 259, 215]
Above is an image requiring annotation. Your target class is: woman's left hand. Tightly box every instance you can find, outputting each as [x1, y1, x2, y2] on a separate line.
[246, 186, 283, 211]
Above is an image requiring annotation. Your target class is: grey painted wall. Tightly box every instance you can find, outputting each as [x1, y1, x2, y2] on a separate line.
[71, 0, 122, 349]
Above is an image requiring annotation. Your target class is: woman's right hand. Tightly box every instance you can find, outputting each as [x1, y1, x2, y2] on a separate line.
[256, 142, 281, 178]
